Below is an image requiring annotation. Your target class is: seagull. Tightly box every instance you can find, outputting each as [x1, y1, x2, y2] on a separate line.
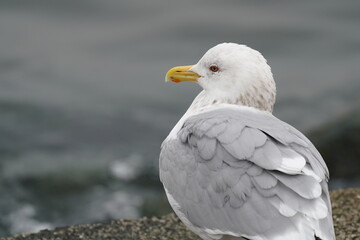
[159, 43, 335, 240]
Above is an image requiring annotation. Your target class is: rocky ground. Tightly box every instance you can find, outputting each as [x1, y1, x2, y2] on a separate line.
[3, 188, 359, 240]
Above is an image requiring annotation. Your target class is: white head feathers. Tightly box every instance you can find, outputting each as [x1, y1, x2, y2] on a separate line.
[190, 43, 276, 112]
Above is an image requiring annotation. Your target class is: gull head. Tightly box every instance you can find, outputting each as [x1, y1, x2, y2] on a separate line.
[166, 43, 276, 112]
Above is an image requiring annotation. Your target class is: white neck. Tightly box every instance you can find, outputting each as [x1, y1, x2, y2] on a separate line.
[164, 87, 275, 142]
[163, 91, 208, 141]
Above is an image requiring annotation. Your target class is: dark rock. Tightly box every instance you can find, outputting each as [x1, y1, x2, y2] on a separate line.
[3, 188, 360, 240]
[308, 111, 360, 179]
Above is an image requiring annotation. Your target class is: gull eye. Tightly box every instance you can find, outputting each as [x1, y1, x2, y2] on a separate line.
[209, 65, 219, 72]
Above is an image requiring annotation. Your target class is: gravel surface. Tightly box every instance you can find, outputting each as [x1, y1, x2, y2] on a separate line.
[331, 188, 360, 239]
[3, 188, 359, 240]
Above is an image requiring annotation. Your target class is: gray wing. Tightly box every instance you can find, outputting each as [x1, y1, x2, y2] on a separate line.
[160, 107, 335, 240]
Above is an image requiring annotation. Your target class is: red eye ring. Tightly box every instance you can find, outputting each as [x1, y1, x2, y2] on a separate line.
[209, 65, 219, 72]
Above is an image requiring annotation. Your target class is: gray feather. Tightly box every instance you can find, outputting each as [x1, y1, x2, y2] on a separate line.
[221, 166, 247, 188]
[250, 140, 282, 170]
[197, 136, 217, 160]
[204, 122, 228, 138]
[274, 182, 327, 218]
[252, 171, 277, 189]
[217, 120, 245, 143]
[271, 172, 322, 199]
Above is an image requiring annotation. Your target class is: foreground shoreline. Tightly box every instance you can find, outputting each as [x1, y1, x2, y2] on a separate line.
[3, 188, 359, 240]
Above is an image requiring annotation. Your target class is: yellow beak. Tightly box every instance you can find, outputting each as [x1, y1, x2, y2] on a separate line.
[165, 65, 200, 83]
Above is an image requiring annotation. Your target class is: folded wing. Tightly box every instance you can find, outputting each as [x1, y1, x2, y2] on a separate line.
[160, 106, 335, 240]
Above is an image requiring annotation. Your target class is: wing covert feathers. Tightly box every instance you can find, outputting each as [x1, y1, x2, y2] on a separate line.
[160, 106, 335, 240]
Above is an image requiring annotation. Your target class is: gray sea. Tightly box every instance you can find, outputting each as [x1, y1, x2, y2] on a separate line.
[0, 0, 360, 237]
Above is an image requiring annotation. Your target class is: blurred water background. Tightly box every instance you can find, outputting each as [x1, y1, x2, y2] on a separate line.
[0, 0, 360, 237]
